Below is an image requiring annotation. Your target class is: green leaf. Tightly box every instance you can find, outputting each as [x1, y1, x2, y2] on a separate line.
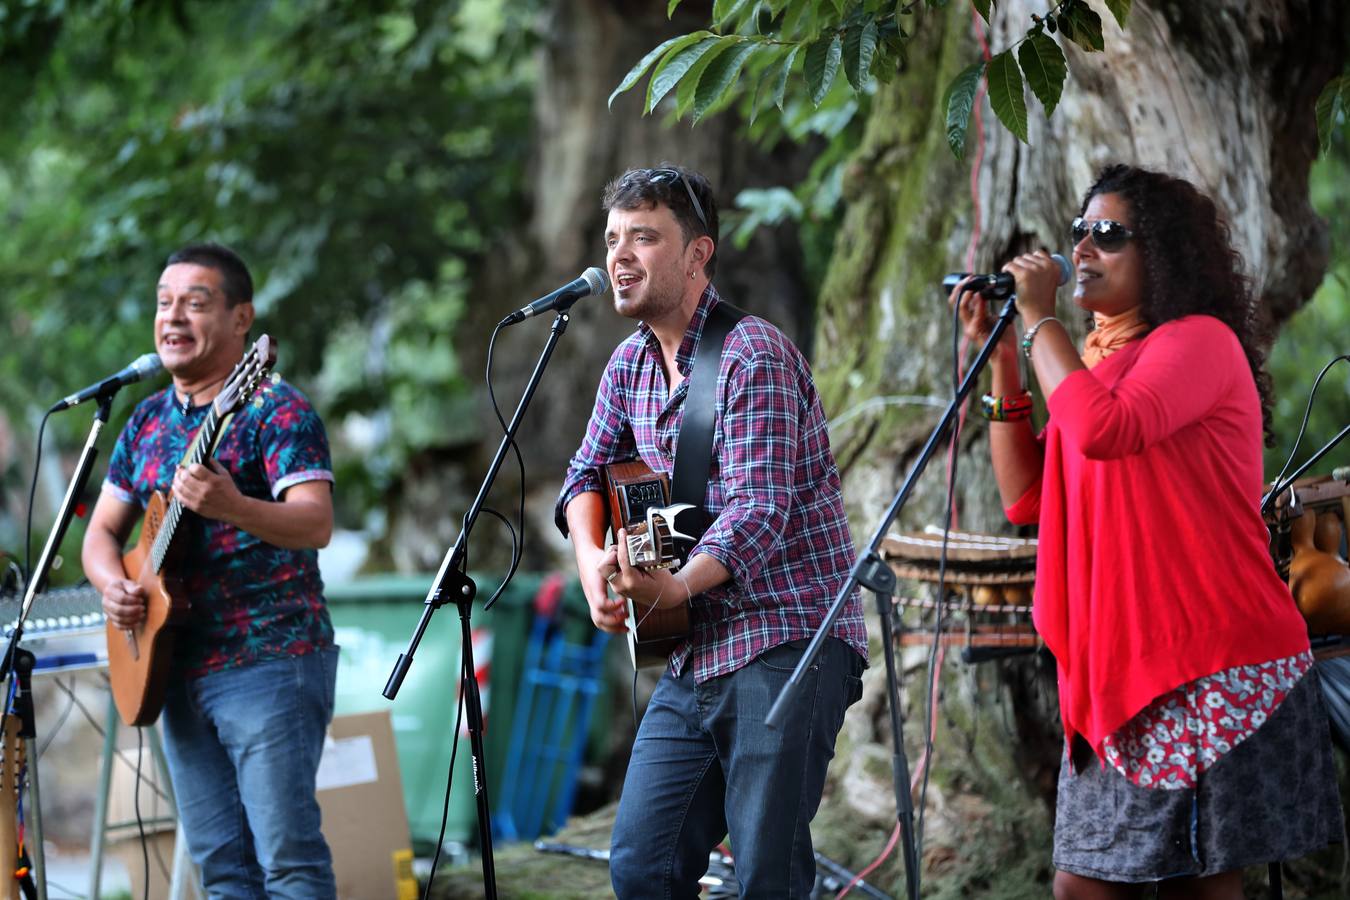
[646, 35, 720, 111]
[668, 0, 683, 17]
[772, 44, 800, 109]
[693, 40, 758, 122]
[675, 37, 736, 118]
[1316, 75, 1347, 155]
[1017, 30, 1066, 116]
[943, 59, 984, 159]
[972, 0, 992, 24]
[804, 32, 842, 106]
[748, 44, 792, 123]
[712, 0, 745, 27]
[610, 34, 693, 109]
[843, 19, 878, 91]
[1103, 0, 1130, 28]
[1060, 2, 1104, 52]
[831, 0, 848, 17]
[986, 49, 1027, 142]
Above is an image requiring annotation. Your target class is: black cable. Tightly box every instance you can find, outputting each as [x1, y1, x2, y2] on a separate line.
[421, 646, 468, 900]
[482, 320, 527, 612]
[134, 727, 149, 900]
[24, 410, 55, 587]
[1261, 354, 1350, 514]
[913, 297, 970, 878]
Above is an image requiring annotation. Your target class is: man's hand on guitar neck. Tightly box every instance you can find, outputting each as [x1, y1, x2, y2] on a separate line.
[173, 460, 245, 522]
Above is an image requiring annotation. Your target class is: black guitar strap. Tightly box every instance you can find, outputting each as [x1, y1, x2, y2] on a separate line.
[670, 300, 746, 539]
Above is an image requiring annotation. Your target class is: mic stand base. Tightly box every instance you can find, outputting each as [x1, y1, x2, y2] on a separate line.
[858, 554, 920, 900]
[456, 593, 496, 896]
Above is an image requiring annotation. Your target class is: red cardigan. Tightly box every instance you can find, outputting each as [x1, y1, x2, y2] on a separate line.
[1005, 315, 1309, 754]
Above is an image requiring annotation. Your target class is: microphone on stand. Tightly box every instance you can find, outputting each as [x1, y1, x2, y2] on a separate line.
[50, 353, 164, 412]
[499, 268, 609, 326]
[942, 253, 1072, 300]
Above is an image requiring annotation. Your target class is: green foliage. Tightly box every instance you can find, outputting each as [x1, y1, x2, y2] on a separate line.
[1018, 30, 1067, 117]
[0, 0, 537, 530]
[805, 32, 843, 105]
[944, 60, 985, 160]
[986, 49, 1027, 142]
[608, 1, 1125, 157]
[1265, 147, 1350, 478]
[1316, 69, 1349, 155]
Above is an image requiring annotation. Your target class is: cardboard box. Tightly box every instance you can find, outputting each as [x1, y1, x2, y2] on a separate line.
[103, 711, 417, 900]
[317, 710, 419, 900]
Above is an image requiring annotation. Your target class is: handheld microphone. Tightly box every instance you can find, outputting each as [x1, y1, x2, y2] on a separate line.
[942, 253, 1072, 300]
[500, 268, 609, 326]
[50, 353, 164, 412]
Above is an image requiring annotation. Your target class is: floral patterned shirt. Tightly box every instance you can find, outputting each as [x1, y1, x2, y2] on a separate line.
[103, 379, 335, 679]
[1101, 651, 1313, 789]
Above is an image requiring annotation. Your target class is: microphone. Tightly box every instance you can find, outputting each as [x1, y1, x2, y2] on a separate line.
[50, 353, 164, 412]
[499, 267, 609, 326]
[943, 253, 1072, 299]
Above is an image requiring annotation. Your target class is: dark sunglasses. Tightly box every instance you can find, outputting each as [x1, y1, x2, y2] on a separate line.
[643, 168, 710, 235]
[1071, 217, 1135, 252]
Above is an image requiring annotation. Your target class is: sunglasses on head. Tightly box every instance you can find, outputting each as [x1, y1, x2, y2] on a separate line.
[1071, 217, 1134, 252]
[642, 168, 710, 235]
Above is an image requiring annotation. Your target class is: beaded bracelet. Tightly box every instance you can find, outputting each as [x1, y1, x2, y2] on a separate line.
[980, 391, 1034, 422]
[1021, 316, 1063, 359]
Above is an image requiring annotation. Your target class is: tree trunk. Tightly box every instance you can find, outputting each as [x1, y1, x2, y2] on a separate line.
[814, 1, 1346, 893]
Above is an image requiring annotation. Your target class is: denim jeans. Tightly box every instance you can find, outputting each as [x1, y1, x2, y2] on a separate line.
[160, 647, 339, 899]
[610, 637, 864, 899]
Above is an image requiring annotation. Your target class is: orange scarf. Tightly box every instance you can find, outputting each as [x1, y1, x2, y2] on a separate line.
[1081, 307, 1148, 369]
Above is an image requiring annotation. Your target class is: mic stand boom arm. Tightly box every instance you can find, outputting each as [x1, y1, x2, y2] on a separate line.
[382, 307, 578, 900]
[764, 295, 1022, 900]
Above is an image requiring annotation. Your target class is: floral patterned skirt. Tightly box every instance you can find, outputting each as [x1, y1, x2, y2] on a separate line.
[1053, 665, 1343, 882]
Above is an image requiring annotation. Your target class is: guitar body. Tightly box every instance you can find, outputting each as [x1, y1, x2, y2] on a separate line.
[103, 334, 278, 727]
[108, 490, 191, 726]
[603, 460, 692, 668]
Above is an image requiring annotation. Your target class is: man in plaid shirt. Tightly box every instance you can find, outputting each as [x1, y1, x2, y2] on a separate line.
[557, 166, 867, 898]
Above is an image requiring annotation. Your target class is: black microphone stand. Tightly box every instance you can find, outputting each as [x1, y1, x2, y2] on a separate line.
[382, 306, 580, 899]
[3, 392, 118, 900]
[765, 293, 1022, 900]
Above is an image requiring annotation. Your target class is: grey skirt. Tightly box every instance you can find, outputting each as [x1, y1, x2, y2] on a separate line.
[1053, 668, 1344, 882]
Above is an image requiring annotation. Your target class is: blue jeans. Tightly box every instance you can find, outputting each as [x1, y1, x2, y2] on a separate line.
[610, 637, 864, 899]
[160, 647, 339, 899]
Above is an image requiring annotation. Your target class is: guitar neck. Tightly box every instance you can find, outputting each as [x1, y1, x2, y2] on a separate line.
[150, 407, 232, 575]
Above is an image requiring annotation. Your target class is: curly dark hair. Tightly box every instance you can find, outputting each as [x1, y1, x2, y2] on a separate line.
[601, 164, 719, 278]
[1082, 164, 1275, 445]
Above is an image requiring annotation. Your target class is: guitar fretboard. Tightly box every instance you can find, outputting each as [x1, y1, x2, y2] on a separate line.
[150, 406, 228, 575]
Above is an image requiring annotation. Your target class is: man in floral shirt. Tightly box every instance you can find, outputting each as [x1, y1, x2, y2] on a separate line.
[82, 243, 338, 898]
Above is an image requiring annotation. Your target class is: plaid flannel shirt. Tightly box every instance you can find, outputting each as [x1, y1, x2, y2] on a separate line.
[556, 286, 867, 681]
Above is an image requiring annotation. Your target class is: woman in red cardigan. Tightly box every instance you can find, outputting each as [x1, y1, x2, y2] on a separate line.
[951, 165, 1342, 899]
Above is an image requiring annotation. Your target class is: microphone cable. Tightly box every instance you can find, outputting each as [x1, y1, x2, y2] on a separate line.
[1261, 353, 1350, 515]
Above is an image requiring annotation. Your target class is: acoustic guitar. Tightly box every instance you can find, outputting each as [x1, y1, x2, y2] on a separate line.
[601, 460, 697, 668]
[106, 335, 278, 726]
